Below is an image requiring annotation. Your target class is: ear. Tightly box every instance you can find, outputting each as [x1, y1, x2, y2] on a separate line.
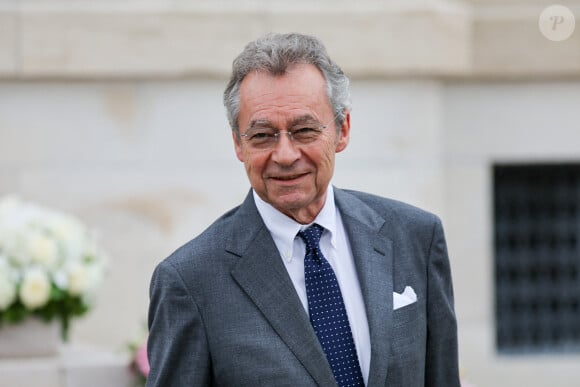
[335, 111, 351, 153]
[232, 131, 245, 162]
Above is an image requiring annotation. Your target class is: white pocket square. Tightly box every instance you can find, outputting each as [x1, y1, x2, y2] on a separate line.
[393, 286, 417, 310]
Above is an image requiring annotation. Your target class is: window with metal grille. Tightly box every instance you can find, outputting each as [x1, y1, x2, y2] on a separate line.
[494, 163, 580, 353]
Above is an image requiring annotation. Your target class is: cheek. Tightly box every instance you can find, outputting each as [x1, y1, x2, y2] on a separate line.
[244, 153, 268, 177]
[319, 143, 337, 167]
[307, 144, 336, 180]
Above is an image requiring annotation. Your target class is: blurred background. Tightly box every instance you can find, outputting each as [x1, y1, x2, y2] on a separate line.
[1, 0, 579, 386]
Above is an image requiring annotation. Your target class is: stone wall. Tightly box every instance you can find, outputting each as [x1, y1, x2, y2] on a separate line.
[1, 0, 579, 80]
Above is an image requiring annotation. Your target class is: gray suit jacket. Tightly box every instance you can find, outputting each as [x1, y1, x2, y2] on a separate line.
[146, 188, 460, 387]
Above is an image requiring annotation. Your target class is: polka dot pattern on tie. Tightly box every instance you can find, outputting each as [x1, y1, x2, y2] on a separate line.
[298, 224, 364, 387]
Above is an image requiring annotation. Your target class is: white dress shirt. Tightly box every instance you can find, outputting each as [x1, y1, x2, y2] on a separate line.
[253, 185, 371, 384]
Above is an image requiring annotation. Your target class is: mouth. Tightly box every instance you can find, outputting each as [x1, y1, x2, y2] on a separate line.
[269, 172, 309, 182]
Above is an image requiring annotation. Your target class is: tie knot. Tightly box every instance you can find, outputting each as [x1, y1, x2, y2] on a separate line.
[297, 223, 324, 251]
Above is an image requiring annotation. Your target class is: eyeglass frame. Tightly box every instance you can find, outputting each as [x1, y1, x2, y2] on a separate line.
[238, 114, 341, 151]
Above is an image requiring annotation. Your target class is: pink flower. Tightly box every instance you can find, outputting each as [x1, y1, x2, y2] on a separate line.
[135, 338, 150, 377]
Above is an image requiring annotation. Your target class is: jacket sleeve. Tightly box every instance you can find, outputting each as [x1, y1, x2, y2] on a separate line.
[425, 217, 461, 387]
[146, 260, 212, 387]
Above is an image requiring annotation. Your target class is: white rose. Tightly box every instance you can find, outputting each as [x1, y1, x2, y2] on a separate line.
[0, 271, 16, 310]
[26, 232, 59, 268]
[50, 215, 86, 259]
[0, 228, 29, 266]
[19, 268, 52, 309]
[67, 262, 91, 296]
[0, 255, 20, 284]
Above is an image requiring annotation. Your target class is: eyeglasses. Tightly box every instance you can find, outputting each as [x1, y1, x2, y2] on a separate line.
[240, 116, 336, 151]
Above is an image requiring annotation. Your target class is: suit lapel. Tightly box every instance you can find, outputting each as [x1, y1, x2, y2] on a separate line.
[335, 189, 394, 387]
[227, 192, 336, 386]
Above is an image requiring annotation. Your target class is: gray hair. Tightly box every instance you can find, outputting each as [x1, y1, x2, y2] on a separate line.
[223, 33, 352, 135]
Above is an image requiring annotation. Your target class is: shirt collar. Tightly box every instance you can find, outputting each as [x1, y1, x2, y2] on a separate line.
[253, 185, 338, 259]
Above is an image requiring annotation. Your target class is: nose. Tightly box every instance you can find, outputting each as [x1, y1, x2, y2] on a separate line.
[271, 132, 300, 166]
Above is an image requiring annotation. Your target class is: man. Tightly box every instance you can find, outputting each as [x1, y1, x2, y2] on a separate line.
[147, 33, 460, 387]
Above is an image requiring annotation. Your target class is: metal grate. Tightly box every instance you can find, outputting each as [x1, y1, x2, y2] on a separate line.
[494, 164, 580, 353]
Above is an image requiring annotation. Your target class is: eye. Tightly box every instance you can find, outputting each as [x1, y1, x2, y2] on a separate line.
[295, 127, 316, 134]
[292, 127, 321, 141]
[250, 132, 272, 140]
[246, 130, 276, 142]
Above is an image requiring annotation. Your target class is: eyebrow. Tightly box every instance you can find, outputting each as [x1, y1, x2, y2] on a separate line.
[247, 114, 321, 130]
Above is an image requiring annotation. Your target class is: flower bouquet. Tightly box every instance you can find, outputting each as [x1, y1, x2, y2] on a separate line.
[129, 333, 150, 386]
[0, 196, 106, 340]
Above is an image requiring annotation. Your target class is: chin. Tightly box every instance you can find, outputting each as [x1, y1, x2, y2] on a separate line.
[279, 193, 321, 211]
[271, 192, 308, 208]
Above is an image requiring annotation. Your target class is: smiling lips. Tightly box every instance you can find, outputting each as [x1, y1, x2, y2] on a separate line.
[269, 172, 309, 182]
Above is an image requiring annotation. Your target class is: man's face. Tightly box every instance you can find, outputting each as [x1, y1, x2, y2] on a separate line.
[233, 63, 350, 223]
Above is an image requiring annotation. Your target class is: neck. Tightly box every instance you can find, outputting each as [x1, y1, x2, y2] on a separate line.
[280, 192, 327, 225]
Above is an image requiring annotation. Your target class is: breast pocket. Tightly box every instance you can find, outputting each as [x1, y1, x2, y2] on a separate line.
[393, 301, 420, 326]
[390, 300, 426, 353]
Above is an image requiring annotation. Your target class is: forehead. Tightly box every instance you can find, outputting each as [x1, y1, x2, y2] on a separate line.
[238, 64, 332, 127]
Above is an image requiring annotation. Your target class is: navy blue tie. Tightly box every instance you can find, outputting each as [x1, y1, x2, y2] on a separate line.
[298, 224, 364, 387]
